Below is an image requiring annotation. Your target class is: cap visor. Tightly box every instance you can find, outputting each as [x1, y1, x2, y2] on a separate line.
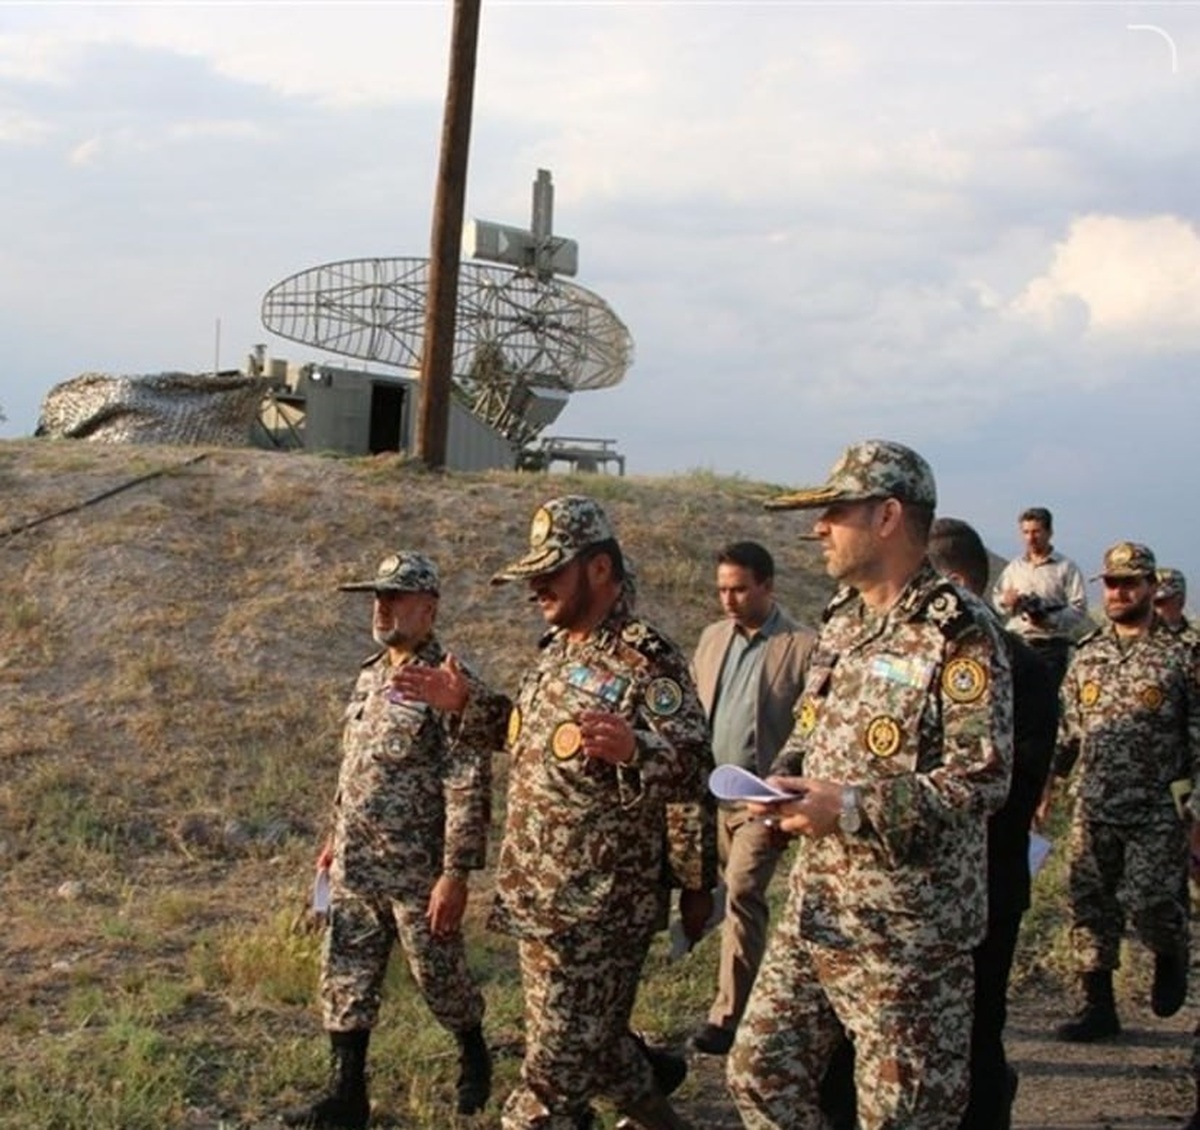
[337, 580, 379, 592]
[763, 485, 845, 511]
[490, 547, 566, 585]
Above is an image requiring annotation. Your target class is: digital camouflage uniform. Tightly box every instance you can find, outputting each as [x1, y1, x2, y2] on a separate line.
[322, 556, 510, 1037]
[727, 441, 1014, 1130]
[1054, 555, 1200, 977]
[490, 496, 716, 1130]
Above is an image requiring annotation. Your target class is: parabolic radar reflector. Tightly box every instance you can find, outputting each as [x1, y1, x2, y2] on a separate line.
[261, 257, 634, 445]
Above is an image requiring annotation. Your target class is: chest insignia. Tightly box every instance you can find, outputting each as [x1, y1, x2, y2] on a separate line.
[1080, 681, 1101, 708]
[797, 698, 818, 735]
[1140, 685, 1165, 710]
[865, 715, 902, 758]
[506, 707, 522, 748]
[551, 720, 583, 760]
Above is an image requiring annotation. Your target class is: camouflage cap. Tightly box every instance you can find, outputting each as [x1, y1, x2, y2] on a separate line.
[1155, 567, 1186, 602]
[492, 495, 616, 584]
[765, 439, 937, 511]
[1092, 541, 1156, 581]
[338, 551, 440, 595]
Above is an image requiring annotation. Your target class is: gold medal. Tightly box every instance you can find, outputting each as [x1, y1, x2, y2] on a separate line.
[551, 720, 583, 760]
[865, 715, 902, 758]
[942, 657, 987, 704]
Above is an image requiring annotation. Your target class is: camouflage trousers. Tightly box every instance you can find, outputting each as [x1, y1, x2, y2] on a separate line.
[501, 927, 657, 1129]
[728, 900, 973, 1129]
[1066, 815, 1189, 972]
[319, 884, 484, 1033]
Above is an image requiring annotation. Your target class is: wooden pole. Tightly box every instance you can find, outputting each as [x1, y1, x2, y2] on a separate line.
[416, 0, 481, 469]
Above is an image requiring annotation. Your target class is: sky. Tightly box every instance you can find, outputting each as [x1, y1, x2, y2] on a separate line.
[2, 1, 1200, 603]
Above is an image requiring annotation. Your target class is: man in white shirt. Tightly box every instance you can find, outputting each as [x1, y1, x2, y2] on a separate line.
[993, 506, 1088, 688]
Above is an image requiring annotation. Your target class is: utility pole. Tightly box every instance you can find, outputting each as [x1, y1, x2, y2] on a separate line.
[416, 0, 481, 469]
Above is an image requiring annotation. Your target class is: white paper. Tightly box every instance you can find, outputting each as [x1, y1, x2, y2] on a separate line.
[1028, 832, 1052, 877]
[708, 764, 795, 804]
[312, 868, 331, 913]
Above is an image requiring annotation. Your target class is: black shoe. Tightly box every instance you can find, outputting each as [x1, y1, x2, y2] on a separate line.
[1056, 1003, 1120, 1043]
[687, 1023, 734, 1056]
[1152, 948, 1188, 1018]
[631, 1031, 687, 1096]
[282, 1030, 370, 1129]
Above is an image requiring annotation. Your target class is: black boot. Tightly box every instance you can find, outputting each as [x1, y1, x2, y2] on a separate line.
[454, 1023, 492, 1115]
[282, 1029, 370, 1129]
[1151, 945, 1188, 1018]
[631, 1030, 687, 1096]
[1056, 971, 1120, 1043]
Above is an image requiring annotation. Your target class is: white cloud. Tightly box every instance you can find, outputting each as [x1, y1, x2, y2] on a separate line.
[1015, 213, 1200, 347]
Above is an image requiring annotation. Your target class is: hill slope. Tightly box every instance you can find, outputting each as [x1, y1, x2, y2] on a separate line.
[0, 440, 1192, 1129]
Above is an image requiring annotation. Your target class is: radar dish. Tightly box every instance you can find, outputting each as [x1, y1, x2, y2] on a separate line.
[261, 257, 633, 445]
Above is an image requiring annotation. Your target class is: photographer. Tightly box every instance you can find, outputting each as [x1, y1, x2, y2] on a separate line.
[993, 506, 1088, 688]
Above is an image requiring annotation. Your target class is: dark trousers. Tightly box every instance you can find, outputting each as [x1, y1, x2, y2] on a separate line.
[1027, 638, 1070, 694]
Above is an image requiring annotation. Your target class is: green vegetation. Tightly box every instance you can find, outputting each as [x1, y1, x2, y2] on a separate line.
[0, 439, 1087, 1128]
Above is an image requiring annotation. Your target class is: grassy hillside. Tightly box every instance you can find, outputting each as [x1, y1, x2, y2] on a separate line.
[1, 440, 853, 1129]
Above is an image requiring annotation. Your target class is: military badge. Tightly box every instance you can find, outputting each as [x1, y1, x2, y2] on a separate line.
[797, 699, 818, 735]
[865, 715, 902, 758]
[1080, 681, 1100, 708]
[646, 677, 683, 716]
[942, 657, 987, 703]
[506, 707, 522, 747]
[530, 507, 553, 546]
[551, 720, 583, 760]
[1140, 686, 1165, 710]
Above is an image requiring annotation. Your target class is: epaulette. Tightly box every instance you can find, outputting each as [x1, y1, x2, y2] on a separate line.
[916, 580, 978, 641]
[1075, 625, 1103, 647]
[619, 617, 676, 659]
[360, 648, 387, 668]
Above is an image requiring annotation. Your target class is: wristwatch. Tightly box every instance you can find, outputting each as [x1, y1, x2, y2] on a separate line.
[838, 786, 862, 835]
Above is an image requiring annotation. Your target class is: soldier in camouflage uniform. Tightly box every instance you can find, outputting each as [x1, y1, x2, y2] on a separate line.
[489, 495, 717, 1130]
[1042, 542, 1200, 1042]
[1155, 568, 1197, 641]
[283, 552, 510, 1130]
[726, 440, 1014, 1130]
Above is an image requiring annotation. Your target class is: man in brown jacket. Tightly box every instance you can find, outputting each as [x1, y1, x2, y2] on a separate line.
[688, 541, 815, 1055]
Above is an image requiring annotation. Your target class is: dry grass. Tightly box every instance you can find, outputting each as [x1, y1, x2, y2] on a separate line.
[0, 438, 1073, 1129]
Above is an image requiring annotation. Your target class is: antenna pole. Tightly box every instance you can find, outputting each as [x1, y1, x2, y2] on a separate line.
[417, 0, 481, 469]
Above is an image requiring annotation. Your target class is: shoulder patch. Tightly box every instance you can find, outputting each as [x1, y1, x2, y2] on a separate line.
[361, 649, 387, 669]
[942, 656, 988, 704]
[646, 677, 684, 716]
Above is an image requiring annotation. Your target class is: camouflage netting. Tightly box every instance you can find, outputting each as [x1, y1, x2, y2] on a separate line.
[36, 372, 263, 446]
